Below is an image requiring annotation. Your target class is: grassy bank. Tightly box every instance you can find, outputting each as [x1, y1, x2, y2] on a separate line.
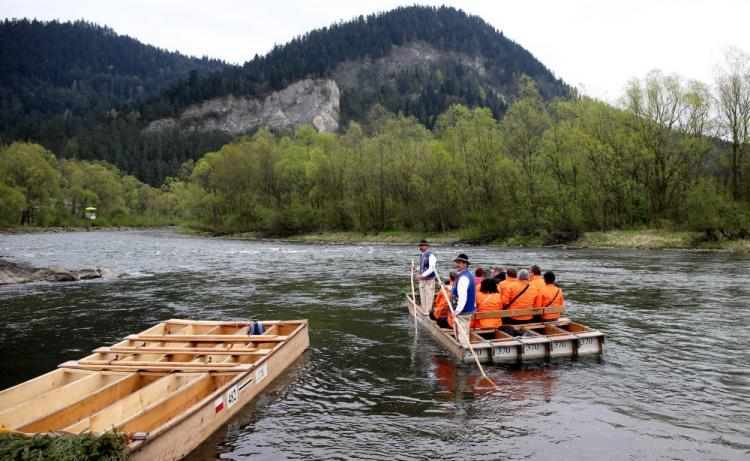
[286, 230, 462, 245]
[250, 229, 750, 252]
[567, 229, 750, 251]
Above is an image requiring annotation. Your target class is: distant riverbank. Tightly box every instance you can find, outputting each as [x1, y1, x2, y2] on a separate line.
[4, 226, 749, 252]
[212, 229, 750, 252]
[0, 225, 179, 235]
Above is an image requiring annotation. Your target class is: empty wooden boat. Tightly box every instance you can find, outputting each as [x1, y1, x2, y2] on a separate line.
[406, 294, 603, 364]
[0, 318, 309, 460]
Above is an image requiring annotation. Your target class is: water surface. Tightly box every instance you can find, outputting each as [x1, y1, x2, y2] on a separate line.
[1, 230, 748, 460]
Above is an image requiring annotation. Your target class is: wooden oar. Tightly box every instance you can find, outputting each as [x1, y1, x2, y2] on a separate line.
[434, 268, 497, 387]
[410, 259, 418, 333]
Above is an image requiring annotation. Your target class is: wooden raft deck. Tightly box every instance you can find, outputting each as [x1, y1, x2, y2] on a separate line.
[406, 295, 604, 364]
[0, 318, 310, 461]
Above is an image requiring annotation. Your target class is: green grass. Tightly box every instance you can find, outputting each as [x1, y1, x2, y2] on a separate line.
[285, 230, 461, 245]
[489, 234, 547, 247]
[572, 229, 699, 250]
[0, 431, 129, 460]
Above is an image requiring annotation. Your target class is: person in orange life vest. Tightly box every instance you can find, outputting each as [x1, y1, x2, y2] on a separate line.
[474, 267, 485, 288]
[473, 277, 503, 329]
[413, 239, 437, 315]
[503, 268, 541, 324]
[529, 265, 545, 291]
[499, 267, 518, 302]
[539, 271, 564, 321]
[430, 271, 455, 321]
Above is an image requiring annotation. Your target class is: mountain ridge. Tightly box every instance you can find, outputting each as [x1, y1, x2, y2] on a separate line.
[0, 7, 571, 184]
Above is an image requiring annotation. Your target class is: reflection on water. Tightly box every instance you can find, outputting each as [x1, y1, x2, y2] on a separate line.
[1, 229, 749, 460]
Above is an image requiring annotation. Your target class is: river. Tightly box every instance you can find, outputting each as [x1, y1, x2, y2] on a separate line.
[0, 229, 748, 460]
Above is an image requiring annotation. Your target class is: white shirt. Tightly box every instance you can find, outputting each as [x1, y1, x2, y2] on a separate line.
[419, 253, 437, 279]
[454, 274, 470, 315]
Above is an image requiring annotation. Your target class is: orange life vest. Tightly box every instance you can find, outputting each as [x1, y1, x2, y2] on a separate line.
[503, 280, 541, 321]
[473, 291, 502, 329]
[530, 274, 545, 291]
[498, 276, 517, 301]
[539, 283, 564, 320]
[433, 284, 453, 318]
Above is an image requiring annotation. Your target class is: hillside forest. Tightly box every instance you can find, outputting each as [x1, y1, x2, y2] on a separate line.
[3, 65, 749, 242]
[0, 8, 567, 185]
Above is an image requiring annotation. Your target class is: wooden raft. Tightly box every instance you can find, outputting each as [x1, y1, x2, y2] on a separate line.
[0, 318, 310, 461]
[406, 294, 604, 364]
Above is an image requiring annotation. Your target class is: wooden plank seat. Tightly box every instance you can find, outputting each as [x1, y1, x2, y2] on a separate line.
[62, 323, 267, 373]
[94, 346, 272, 355]
[124, 334, 286, 342]
[61, 373, 215, 433]
[59, 360, 253, 372]
[0, 371, 133, 429]
[470, 305, 565, 321]
[17, 374, 158, 433]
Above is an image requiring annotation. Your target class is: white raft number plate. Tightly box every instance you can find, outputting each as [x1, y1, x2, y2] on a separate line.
[496, 346, 513, 355]
[524, 343, 543, 352]
[255, 364, 269, 383]
[226, 386, 239, 409]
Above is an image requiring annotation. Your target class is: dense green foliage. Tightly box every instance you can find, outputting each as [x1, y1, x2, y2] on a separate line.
[0, 142, 174, 226]
[0, 19, 227, 153]
[3, 76, 748, 240]
[0, 7, 568, 185]
[151, 78, 747, 239]
[0, 431, 128, 460]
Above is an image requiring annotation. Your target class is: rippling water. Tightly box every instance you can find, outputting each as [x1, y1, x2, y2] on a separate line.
[1, 229, 748, 460]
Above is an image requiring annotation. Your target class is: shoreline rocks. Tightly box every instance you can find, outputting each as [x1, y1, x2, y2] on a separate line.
[0, 258, 120, 285]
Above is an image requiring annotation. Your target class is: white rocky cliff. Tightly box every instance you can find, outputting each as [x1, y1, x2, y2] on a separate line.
[144, 78, 340, 134]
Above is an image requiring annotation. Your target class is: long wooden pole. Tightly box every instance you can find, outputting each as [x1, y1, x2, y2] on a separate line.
[410, 259, 418, 333]
[434, 268, 497, 387]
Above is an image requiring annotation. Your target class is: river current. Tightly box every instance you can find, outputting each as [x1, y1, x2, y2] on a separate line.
[0, 229, 748, 460]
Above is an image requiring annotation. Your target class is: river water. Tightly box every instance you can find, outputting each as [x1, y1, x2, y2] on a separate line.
[0, 229, 748, 460]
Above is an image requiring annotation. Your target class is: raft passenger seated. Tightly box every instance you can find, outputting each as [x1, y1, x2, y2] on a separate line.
[538, 271, 564, 322]
[503, 268, 541, 325]
[430, 271, 455, 321]
[472, 278, 502, 329]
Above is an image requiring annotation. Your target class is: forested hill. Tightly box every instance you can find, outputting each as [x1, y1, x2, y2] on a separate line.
[0, 7, 571, 185]
[0, 19, 229, 151]
[146, 5, 570, 126]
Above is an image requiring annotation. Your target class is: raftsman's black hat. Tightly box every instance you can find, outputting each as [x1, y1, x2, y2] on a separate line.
[454, 253, 470, 264]
[418, 239, 429, 246]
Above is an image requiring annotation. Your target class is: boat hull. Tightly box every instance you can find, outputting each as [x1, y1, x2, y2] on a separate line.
[0, 318, 310, 461]
[129, 321, 309, 461]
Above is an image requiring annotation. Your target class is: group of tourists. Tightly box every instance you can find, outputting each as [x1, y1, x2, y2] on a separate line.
[412, 239, 565, 345]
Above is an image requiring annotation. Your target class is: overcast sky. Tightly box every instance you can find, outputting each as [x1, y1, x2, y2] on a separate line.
[3, 0, 748, 102]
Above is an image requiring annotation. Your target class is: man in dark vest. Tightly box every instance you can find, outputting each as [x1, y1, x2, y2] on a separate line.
[413, 239, 437, 315]
[451, 253, 476, 347]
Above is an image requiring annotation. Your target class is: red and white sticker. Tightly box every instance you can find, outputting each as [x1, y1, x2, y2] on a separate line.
[214, 397, 224, 413]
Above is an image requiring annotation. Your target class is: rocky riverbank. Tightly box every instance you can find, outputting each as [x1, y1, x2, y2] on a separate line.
[0, 258, 119, 284]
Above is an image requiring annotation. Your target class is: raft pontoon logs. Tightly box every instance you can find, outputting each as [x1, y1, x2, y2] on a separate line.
[406, 294, 604, 364]
[0, 318, 309, 461]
